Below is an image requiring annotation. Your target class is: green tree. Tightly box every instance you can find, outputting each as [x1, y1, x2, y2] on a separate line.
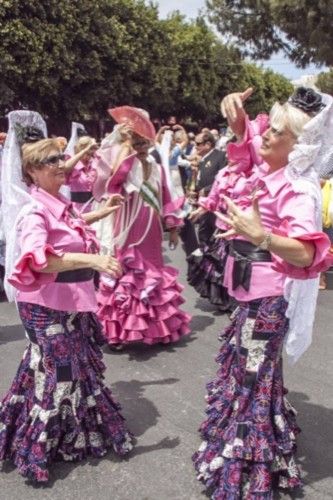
[0, 0, 294, 126]
[162, 13, 293, 122]
[317, 70, 333, 96]
[205, 0, 333, 67]
[232, 63, 294, 117]
[0, 0, 178, 123]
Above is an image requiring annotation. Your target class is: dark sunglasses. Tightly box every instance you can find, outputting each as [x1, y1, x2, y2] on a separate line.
[39, 153, 67, 167]
[195, 141, 206, 146]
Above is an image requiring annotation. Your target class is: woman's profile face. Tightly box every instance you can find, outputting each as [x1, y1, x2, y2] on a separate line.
[259, 125, 297, 170]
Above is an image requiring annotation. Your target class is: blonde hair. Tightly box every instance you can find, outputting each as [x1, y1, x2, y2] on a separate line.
[74, 136, 96, 154]
[21, 138, 61, 186]
[270, 102, 311, 138]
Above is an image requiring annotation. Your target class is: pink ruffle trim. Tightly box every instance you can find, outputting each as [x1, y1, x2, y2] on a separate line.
[9, 245, 64, 291]
[271, 226, 333, 278]
[97, 247, 191, 345]
[163, 196, 185, 229]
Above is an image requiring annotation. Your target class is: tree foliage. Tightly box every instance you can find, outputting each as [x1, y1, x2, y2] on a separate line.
[205, 0, 333, 68]
[0, 0, 293, 127]
[317, 70, 333, 96]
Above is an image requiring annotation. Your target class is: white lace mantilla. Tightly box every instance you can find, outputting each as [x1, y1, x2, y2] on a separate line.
[284, 92, 333, 363]
[1, 110, 48, 302]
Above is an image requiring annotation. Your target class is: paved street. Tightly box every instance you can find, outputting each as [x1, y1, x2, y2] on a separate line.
[0, 244, 333, 500]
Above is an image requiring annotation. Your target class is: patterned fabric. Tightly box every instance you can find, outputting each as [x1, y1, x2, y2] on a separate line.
[187, 237, 234, 310]
[193, 296, 302, 499]
[0, 303, 132, 482]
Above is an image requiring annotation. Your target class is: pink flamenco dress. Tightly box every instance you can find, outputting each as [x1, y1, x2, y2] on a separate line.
[95, 153, 191, 346]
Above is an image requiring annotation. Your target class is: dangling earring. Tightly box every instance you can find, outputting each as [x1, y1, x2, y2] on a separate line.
[32, 177, 39, 189]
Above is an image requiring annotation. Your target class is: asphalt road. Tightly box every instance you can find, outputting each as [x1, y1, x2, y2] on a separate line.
[0, 244, 332, 500]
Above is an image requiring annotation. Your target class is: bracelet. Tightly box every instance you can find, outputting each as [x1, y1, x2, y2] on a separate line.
[257, 231, 272, 250]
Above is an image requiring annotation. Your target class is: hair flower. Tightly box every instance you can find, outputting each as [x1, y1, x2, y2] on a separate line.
[289, 87, 325, 115]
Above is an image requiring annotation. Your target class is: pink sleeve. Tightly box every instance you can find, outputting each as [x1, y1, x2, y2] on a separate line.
[8, 212, 64, 291]
[66, 161, 82, 186]
[106, 155, 136, 195]
[270, 192, 333, 278]
[198, 176, 221, 212]
[227, 114, 269, 170]
[160, 166, 184, 229]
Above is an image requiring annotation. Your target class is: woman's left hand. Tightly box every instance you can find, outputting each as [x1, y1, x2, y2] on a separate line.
[215, 196, 265, 245]
[105, 194, 124, 208]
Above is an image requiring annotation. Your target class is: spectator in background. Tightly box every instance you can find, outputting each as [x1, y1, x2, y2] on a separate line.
[191, 131, 227, 245]
[210, 128, 220, 144]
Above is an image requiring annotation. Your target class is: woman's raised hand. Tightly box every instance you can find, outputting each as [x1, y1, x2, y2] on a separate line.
[220, 88, 253, 138]
[118, 123, 133, 142]
[215, 195, 265, 245]
[92, 255, 123, 277]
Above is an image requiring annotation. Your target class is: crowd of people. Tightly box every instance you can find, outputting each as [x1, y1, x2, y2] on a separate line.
[0, 86, 333, 499]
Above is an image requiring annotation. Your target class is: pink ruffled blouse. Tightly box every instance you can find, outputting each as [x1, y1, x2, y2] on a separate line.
[9, 187, 99, 312]
[67, 158, 97, 213]
[198, 114, 270, 230]
[223, 166, 332, 301]
[67, 159, 97, 194]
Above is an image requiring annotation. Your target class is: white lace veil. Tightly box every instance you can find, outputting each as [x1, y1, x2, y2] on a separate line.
[1, 110, 47, 301]
[283, 92, 333, 363]
[65, 122, 86, 156]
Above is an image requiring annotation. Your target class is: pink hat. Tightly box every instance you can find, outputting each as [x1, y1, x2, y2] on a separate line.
[108, 106, 156, 141]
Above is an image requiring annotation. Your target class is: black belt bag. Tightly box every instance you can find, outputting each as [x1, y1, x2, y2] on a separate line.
[228, 240, 272, 292]
[55, 268, 94, 283]
[71, 191, 93, 203]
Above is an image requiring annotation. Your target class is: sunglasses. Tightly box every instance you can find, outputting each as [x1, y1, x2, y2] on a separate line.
[39, 153, 67, 167]
[195, 141, 206, 146]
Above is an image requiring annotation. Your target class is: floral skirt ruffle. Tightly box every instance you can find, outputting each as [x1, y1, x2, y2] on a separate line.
[97, 247, 191, 345]
[193, 296, 302, 499]
[0, 303, 133, 482]
[187, 238, 234, 311]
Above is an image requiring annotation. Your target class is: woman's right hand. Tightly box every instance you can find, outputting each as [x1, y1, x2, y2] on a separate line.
[220, 87, 253, 138]
[91, 255, 123, 277]
[118, 123, 133, 142]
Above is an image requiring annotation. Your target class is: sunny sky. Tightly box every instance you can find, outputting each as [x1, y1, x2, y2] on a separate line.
[155, 0, 325, 81]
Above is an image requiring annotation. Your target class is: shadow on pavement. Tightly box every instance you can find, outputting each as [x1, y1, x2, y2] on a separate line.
[191, 313, 215, 333]
[289, 390, 333, 494]
[131, 436, 180, 458]
[111, 377, 179, 437]
[104, 330, 198, 362]
[195, 297, 233, 318]
[0, 324, 25, 344]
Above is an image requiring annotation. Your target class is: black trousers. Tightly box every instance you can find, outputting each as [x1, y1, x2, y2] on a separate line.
[179, 218, 199, 256]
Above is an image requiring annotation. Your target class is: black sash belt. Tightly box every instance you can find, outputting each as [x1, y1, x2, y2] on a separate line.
[228, 240, 272, 291]
[55, 268, 94, 283]
[71, 191, 92, 203]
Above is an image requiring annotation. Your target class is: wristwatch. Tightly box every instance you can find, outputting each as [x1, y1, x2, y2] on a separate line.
[257, 231, 272, 250]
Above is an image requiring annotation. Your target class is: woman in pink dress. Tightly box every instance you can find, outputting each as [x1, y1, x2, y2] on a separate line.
[188, 114, 269, 311]
[0, 114, 132, 482]
[66, 136, 99, 213]
[95, 118, 191, 348]
[193, 87, 333, 498]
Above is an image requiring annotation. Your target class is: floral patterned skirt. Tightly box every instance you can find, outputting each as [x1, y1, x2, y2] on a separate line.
[193, 296, 302, 499]
[0, 302, 133, 482]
